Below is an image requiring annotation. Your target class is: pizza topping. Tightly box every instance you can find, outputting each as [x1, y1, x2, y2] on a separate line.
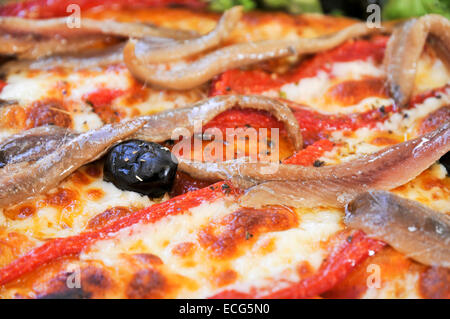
[0, 181, 236, 286]
[0, 0, 206, 19]
[124, 22, 387, 90]
[0, 118, 146, 208]
[210, 36, 389, 97]
[130, 6, 242, 64]
[419, 105, 450, 134]
[103, 140, 178, 197]
[0, 7, 198, 60]
[0, 16, 196, 40]
[178, 122, 450, 207]
[198, 206, 298, 259]
[345, 190, 450, 268]
[16, 43, 126, 70]
[135, 95, 303, 150]
[324, 77, 389, 106]
[384, 14, 450, 106]
[0, 125, 75, 168]
[0, 33, 118, 60]
[419, 266, 450, 299]
[283, 139, 334, 165]
[0, 95, 299, 207]
[25, 99, 72, 128]
[84, 88, 126, 123]
[210, 230, 385, 298]
[440, 152, 450, 174]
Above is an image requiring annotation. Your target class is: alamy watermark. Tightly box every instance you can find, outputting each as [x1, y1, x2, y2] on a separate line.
[66, 4, 81, 28]
[366, 3, 382, 28]
[66, 264, 81, 289]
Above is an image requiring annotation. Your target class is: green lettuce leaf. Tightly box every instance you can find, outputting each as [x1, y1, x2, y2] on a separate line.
[383, 0, 450, 20]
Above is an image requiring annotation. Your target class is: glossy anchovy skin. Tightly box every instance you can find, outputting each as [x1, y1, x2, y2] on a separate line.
[0, 43, 126, 72]
[345, 191, 450, 267]
[0, 95, 301, 208]
[0, 16, 196, 39]
[0, 126, 75, 168]
[384, 14, 450, 106]
[131, 6, 243, 64]
[134, 94, 303, 150]
[179, 123, 450, 208]
[124, 22, 389, 90]
[0, 118, 146, 208]
[0, 13, 196, 60]
[0, 34, 114, 60]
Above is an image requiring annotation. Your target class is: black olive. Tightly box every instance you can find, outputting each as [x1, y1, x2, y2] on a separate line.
[439, 151, 449, 176]
[103, 140, 178, 197]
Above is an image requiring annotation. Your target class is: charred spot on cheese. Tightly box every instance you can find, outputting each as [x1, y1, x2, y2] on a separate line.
[37, 265, 111, 299]
[198, 206, 298, 258]
[122, 80, 151, 106]
[131, 253, 164, 266]
[25, 99, 72, 129]
[3, 204, 36, 220]
[419, 266, 450, 299]
[86, 188, 105, 201]
[45, 188, 79, 208]
[172, 242, 196, 258]
[126, 269, 167, 299]
[325, 77, 388, 106]
[87, 206, 134, 230]
[70, 170, 92, 186]
[85, 163, 103, 178]
[84, 88, 126, 124]
[370, 134, 401, 146]
[214, 269, 238, 287]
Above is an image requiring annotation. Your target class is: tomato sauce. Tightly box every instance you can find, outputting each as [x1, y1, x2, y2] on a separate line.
[83, 88, 125, 123]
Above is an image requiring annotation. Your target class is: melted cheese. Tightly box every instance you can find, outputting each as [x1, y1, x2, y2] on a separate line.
[0, 7, 449, 299]
[81, 200, 343, 298]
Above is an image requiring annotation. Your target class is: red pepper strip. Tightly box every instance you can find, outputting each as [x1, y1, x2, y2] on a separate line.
[0, 181, 236, 286]
[209, 37, 389, 97]
[210, 231, 385, 299]
[0, 0, 206, 18]
[83, 88, 125, 108]
[204, 108, 285, 134]
[0, 80, 6, 94]
[283, 139, 334, 165]
[204, 84, 449, 147]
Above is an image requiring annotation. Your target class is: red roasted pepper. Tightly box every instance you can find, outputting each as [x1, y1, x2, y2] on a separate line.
[210, 37, 389, 97]
[283, 139, 334, 166]
[0, 181, 237, 286]
[210, 230, 385, 299]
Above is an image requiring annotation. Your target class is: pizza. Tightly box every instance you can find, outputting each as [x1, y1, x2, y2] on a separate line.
[0, 0, 448, 299]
